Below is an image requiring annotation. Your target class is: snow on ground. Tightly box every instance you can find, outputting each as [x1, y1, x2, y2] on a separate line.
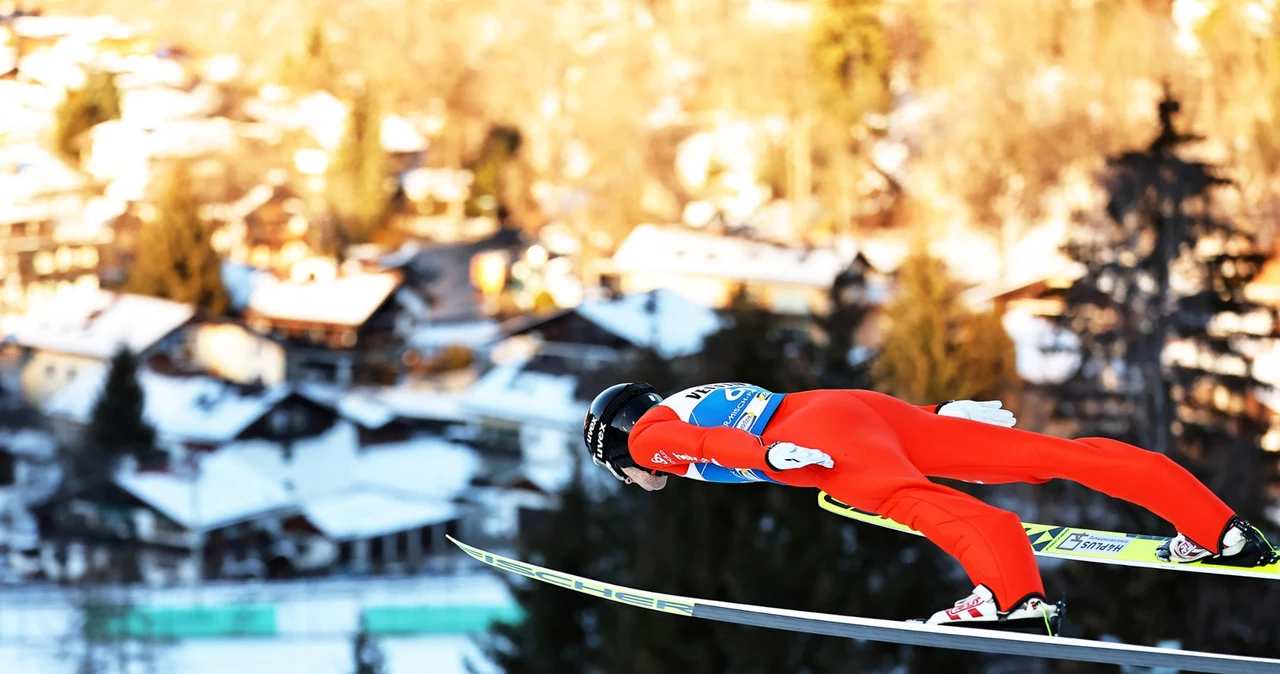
[0, 636, 496, 674]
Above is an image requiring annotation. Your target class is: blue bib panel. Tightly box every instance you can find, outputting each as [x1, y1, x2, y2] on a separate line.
[658, 383, 785, 485]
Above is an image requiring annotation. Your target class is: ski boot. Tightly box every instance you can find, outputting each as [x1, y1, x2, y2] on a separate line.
[913, 584, 1064, 636]
[1156, 515, 1280, 568]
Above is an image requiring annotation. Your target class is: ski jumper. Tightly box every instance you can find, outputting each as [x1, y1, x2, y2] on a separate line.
[628, 384, 1238, 610]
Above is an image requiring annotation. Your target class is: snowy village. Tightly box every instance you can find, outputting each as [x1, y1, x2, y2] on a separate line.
[3, 1, 1280, 673]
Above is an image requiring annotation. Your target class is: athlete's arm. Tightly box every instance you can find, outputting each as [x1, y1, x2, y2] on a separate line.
[628, 406, 771, 472]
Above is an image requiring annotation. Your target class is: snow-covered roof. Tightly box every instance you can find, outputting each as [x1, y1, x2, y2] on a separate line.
[119, 85, 223, 130]
[1002, 310, 1080, 385]
[0, 141, 89, 205]
[43, 368, 292, 444]
[3, 288, 194, 359]
[523, 461, 574, 494]
[11, 15, 138, 41]
[220, 420, 478, 539]
[400, 168, 473, 203]
[220, 261, 273, 313]
[246, 271, 402, 327]
[381, 115, 428, 154]
[368, 384, 469, 423]
[294, 383, 396, 429]
[301, 490, 458, 541]
[295, 380, 471, 426]
[224, 421, 361, 500]
[225, 422, 478, 503]
[409, 320, 500, 351]
[461, 358, 584, 429]
[355, 436, 480, 499]
[609, 224, 850, 288]
[0, 428, 57, 461]
[574, 288, 722, 358]
[115, 452, 296, 531]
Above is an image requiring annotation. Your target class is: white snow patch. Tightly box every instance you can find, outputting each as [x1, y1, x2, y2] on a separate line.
[409, 320, 500, 351]
[301, 490, 458, 541]
[462, 359, 583, 429]
[354, 437, 479, 500]
[4, 289, 194, 359]
[43, 369, 291, 444]
[246, 272, 401, 327]
[610, 224, 850, 288]
[0, 636, 496, 674]
[1002, 310, 1081, 385]
[575, 288, 722, 358]
[222, 421, 361, 500]
[116, 452, 295, 531]
[220, 262, 273, 312]
[371, 385, 469, 423]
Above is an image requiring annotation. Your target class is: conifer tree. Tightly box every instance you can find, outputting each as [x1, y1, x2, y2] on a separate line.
[52, 70, 121, 164]
[1044, 90, 1280, 655]
[813, 260, 876, 390]
[75, 347, 156, 489]
[351, 617, 387, 674]
[466, 125, 523, 218]
[124, 162, 230, 315]
[810, 0, 891, 129]
[328, 85, 391, 246]
[872, 248, 1018, 404]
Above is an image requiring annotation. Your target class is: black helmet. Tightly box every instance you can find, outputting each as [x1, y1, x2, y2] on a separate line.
[583, 382, 663, 481]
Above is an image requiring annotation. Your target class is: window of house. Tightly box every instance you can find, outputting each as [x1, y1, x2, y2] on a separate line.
[33, 251, 54, 276]
[419, 526, 434, 554]
[270, 408, 290, 435]
[55, 247, 72, 272]
[397, 531, 410, 558]
[0, 452, 15, 487]
[338, 541, 353, 565]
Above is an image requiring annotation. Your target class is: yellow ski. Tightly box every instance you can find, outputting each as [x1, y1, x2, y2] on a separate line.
[818, 492, 1280, 580]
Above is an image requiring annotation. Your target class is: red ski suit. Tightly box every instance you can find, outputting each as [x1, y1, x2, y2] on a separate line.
[628, 388, 1237, 610]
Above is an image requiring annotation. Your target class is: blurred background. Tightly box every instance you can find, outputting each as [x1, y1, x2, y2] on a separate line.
[1, 0, 1279, 671]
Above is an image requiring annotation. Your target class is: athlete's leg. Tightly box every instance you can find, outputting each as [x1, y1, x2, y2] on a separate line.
[849, 390, 1236, 552]
[763, 392, 1045, 610]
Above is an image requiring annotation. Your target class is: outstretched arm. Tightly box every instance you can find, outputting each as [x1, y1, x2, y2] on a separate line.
[628, 406, 771, 472]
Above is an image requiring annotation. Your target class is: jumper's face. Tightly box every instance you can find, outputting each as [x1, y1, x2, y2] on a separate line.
[622, 466, 668, 491]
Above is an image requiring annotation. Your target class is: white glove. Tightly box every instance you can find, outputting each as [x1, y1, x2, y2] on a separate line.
[937, 400, 1016, 428]
[765, 442, 834, 471]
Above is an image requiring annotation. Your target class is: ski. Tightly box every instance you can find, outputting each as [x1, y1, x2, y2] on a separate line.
[448, 535, 1280, 674]
[818, 492, 1280, 579]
